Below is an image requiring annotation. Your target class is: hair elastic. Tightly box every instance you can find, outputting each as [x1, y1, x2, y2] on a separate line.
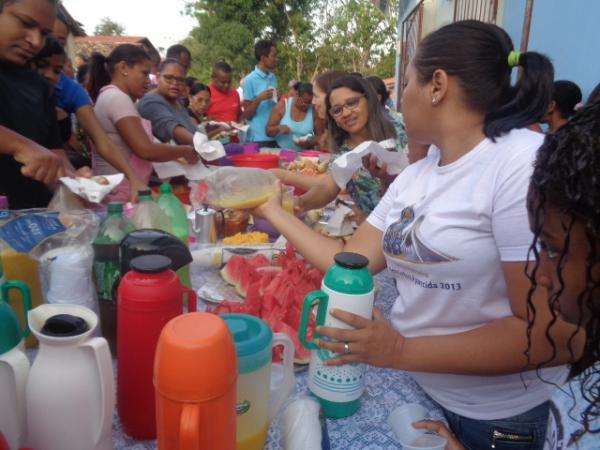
[507, 51, 521, 68]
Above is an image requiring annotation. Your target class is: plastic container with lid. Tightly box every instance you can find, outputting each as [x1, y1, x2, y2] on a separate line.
[117, 254, 197, 440]
[299, 252, 374, 418]
[154, 312, 237, 450]
[222, 314, 294, 450]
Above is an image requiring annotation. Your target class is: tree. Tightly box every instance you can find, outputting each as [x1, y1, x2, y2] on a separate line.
[183, 0, 318, 85]
[314, 0, 398, 77]
[94, 17, 126, 36]
[182, 0, 398, 84]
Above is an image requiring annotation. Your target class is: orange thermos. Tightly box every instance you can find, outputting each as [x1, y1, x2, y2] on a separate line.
[154, 312, 237, 450]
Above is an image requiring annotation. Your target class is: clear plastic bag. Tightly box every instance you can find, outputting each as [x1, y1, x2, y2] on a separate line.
[205, 167, 276, 209]
[47, 184, 86, 212]
[276, 396, 330, 450]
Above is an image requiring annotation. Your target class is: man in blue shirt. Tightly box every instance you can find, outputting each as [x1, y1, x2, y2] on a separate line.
[242, 40, 279, 146]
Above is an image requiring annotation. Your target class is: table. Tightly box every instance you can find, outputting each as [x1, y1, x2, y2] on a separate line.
[111, 268, 444, 450]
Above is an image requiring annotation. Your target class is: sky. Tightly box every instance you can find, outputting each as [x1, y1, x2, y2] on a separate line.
[61, 0, 197, 52]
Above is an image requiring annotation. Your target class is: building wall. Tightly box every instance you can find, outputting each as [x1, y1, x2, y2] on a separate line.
[501, 0, 600, 101]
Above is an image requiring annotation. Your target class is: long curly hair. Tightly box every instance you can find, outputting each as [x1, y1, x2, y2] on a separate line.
[526, 100, 600, 439]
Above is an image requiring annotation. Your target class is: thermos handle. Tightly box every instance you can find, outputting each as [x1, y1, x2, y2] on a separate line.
[180, 404, 201, 450]
[184, 288, 197, 313]
[81, 337, 114, 446]
[298, 290, 328, 350]
[269, 332, 295, 420]
[1, 280, 32, 337]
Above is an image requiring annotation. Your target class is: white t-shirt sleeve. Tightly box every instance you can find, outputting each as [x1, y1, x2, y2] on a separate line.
[492, 142, 538, 262]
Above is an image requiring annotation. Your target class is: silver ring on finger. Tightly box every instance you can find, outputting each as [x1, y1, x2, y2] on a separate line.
[343, 341, 350, 354]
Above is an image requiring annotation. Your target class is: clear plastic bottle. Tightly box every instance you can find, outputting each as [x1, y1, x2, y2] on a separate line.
[157, 184, 191, 287]
[132, 189, 172, 233]
[93, 202, 136, 355]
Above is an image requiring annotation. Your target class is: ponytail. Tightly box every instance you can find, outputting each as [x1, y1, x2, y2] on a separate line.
[88, 52, 111, 102]
[485, 51, 554, 138]
[88, 44, 150, 102]
[414, 20, 554, 140]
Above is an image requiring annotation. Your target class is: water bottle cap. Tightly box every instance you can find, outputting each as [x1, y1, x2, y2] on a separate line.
[159, 183, 173, 194]
[107, 202, 123, 214]
[334, 252, 369, 269]
[130, 254, 172, 274]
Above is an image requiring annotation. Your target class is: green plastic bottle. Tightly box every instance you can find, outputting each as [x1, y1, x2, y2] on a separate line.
[93, 202, 135, 355]
[157, 184, 191, 288]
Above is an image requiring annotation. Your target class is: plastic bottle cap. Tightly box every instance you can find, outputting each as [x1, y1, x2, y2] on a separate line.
[138, 189, 152, 198]
[334, 252, 369, 269]
[130, 254, 172, 274]
[107, 202, 123, 214]
[159, 183, 173, 194]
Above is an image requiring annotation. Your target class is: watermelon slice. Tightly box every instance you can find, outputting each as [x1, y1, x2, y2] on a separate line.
[235, 266, 260, 298]
[220, 255, 247, 286]
[272, 320, 312, 364]
[247, 254, 272, 269]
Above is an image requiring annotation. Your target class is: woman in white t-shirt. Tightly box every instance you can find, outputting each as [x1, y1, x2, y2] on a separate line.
[418, 100, 600, 450]
[88, 44, 199, 201]
[252, 20, 584, 449]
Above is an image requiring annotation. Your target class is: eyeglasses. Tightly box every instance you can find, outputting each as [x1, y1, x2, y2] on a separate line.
[329, 95, 365, 118]
[160, 73, 185, 84]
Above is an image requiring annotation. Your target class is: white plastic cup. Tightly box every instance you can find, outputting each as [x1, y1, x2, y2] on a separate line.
[402, 434, 447, 450]
[387, 403, 447, 450]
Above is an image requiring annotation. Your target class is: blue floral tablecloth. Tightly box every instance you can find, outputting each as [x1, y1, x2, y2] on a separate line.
[111, 269, 444, 450]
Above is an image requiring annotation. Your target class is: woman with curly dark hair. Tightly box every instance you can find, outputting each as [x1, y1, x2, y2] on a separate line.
[526, 99, 600, 449]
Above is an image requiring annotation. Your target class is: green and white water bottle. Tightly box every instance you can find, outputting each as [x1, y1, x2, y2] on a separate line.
[299, 252, 374, 418]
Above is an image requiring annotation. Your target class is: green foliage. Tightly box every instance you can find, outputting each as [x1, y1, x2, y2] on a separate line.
[182, 0, 398, 86]
[94, 17, 126, 36]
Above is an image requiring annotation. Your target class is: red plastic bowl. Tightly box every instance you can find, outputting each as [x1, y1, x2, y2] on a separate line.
[228, 154, 280, 169]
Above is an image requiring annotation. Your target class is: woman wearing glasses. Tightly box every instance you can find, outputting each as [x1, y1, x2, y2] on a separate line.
[138, 58, 201, 145]
[274, 75, 406, 215]
[89, 46, 199, 200]
[255, 21, 578, 449]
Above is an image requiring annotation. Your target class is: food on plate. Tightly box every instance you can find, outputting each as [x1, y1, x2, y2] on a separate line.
[214, 244, 324, 364]
[286, 159, 328, 175]
[91, 175, 110, 185]
[222, 231, 269, 245]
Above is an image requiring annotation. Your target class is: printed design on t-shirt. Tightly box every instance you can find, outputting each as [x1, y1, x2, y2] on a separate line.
[383, 205, 457, 264]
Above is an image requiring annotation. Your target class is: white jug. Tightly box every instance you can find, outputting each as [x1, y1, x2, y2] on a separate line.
[26, 304, 114, 450]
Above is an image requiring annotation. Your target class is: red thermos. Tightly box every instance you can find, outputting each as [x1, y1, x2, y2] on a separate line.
[117, 254, 196, 439]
